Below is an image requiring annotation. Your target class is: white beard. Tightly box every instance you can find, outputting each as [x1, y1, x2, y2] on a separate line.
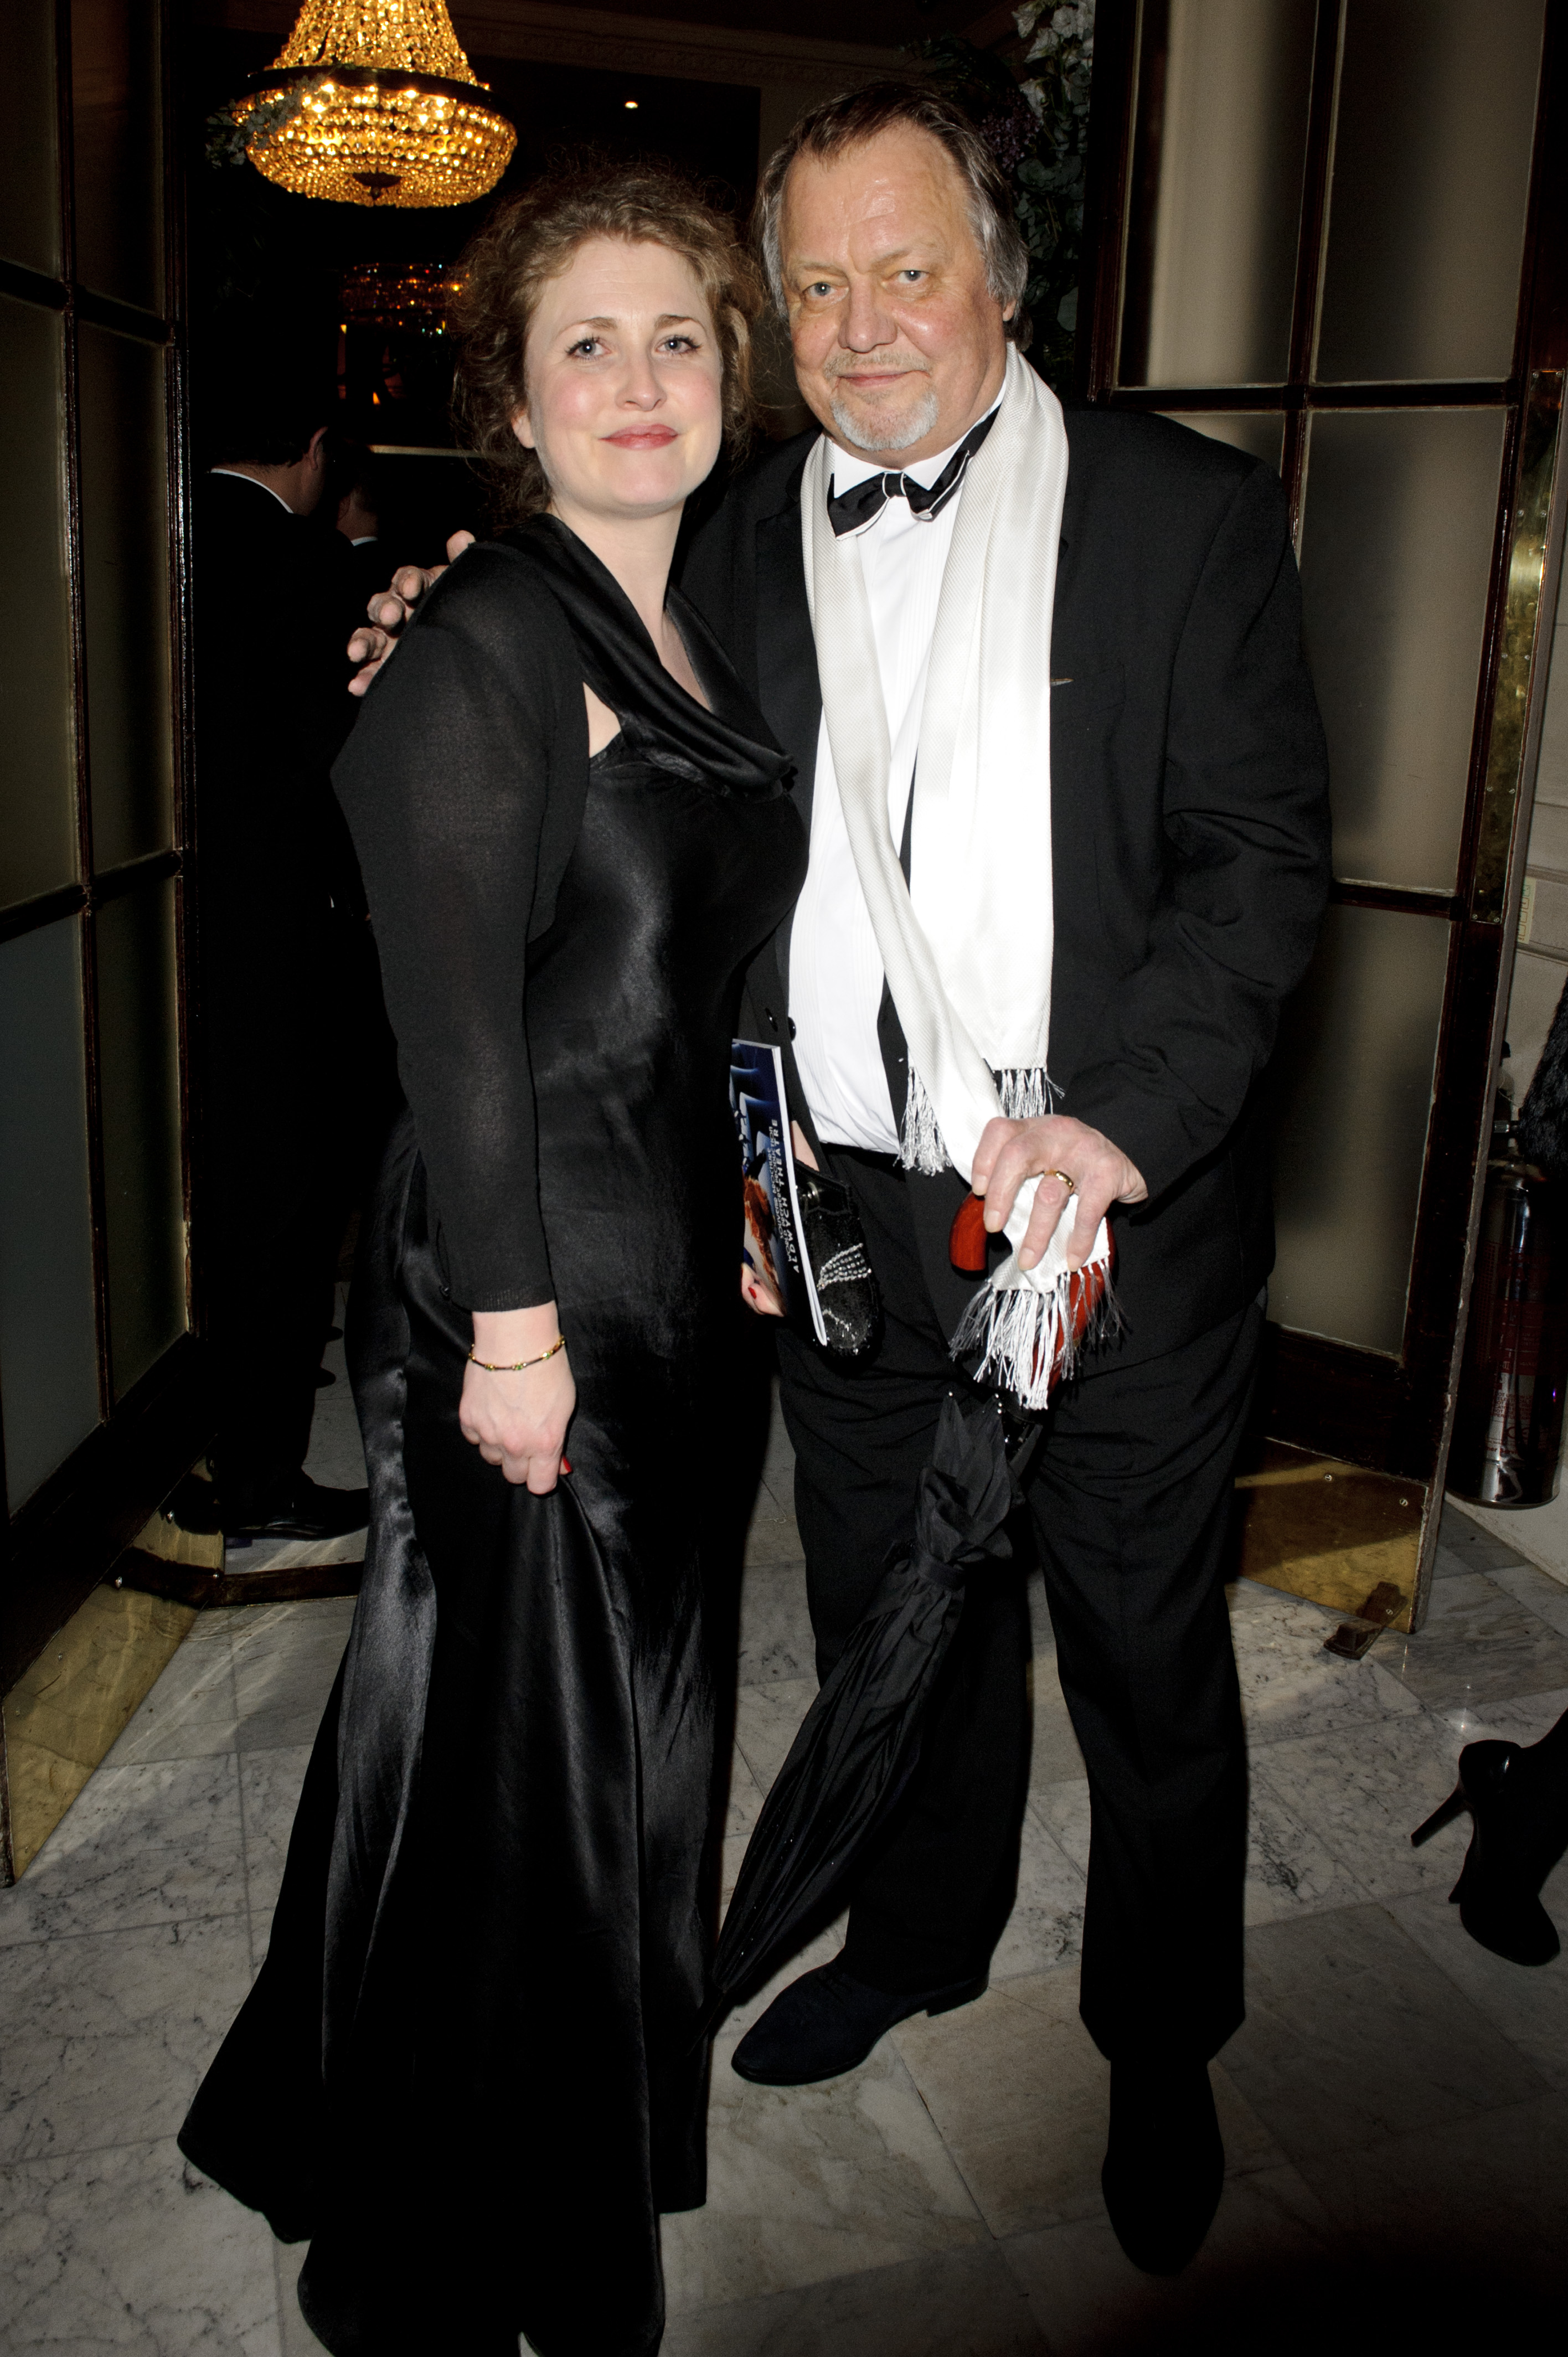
[828, 382, 941, 455]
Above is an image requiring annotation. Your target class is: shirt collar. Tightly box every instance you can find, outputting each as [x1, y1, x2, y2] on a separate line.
[210, 467, 297, 516]
[827, 388, 1004, 497]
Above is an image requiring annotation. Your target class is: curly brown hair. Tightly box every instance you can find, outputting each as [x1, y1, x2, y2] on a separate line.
[451, 161, 764, 523]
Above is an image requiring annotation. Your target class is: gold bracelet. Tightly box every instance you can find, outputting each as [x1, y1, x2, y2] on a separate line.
[468, 1334, 566, 1372]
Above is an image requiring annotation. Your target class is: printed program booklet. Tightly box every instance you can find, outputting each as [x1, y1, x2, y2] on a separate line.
[731, 1039, 827, 1345]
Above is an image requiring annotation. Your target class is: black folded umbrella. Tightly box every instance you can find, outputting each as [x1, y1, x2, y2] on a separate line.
[707, 1392, 1022, 2025]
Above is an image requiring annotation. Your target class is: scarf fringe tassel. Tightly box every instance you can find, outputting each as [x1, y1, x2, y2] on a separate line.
[899, 1065, 1060, 1175]
[952, 1256, 1120, 1412]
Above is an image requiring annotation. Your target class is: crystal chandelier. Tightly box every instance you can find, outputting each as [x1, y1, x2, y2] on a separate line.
[238, 0, 516, 208]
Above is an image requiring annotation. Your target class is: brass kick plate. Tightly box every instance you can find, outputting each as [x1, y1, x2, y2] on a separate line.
[1234, 1443, 1423, 1632]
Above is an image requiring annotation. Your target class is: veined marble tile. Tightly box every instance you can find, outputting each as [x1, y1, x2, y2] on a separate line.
[1290, 2087, 1568, 2299]
[1370, 1570, 1568, 1710]
[1218, 1901, 1548, 2164]
[733, 1677, 817, 1792]
[1026, 1572, 1055, 1659]
[1468, 1681, 1568, 1746]
[1000, 2160, 1334, 2351]
[1486, 1559, 1568, 1639]
[238, 1747, 312, 1920]
[664, 2034, 984, 2313]
[1025, 1655, 1085, 1788]
[276, 2252, 330, 2356]
[0, 2135, 280, 2356]
[1230, 1593, 1422, 1747]
[1244, 1775, 1369, 1926]
[0, 1916, 253, 2163]
[890, 1978, 1106, 2236]
[1023, 1758, 1364, 1932]
[744, 1499, 806, 1572]
[988, 1807, 1085, 1981]
[1247, 1710, 1474, 1903]
[662, 2242, 1048, 2356]
[1437, 1502, 1529, 1577]
[0, 1752, 246, 1947]
[249, 1909, 274, 1982]
[737, 1561, 817, 1686]
[107, 1623, 239, 1767]
[722, 1748, 767, 1840]
[231, 1601, 355, 1754]
[1029, 1777, 1091, 1876]
[892, 1972, 1280, 2241]
[1389, 1885, 1568, 2087]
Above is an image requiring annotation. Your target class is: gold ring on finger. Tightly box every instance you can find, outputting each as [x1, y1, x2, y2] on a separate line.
[1048, 1169, 1076, 1194]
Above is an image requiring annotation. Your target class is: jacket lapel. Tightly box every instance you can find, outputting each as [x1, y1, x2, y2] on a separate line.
[753, 473, 821, 1026]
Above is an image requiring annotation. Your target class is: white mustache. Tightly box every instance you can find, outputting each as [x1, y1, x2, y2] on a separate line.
[822, 356, 932, 385]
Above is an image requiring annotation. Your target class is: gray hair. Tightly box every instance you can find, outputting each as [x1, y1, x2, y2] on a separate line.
[753, 81, 1031, 347]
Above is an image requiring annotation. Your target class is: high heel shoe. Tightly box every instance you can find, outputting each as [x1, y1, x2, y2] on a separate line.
[1411, 1737, 1566, 1967]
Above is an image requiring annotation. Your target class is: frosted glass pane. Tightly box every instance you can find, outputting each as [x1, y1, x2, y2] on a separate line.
[70, 0, 162, 313]
[1268, 905, 1450, 1356]
[1298, 409, 1505, 890]
[0, 295, 78, 906]
[1159, 412, 1284, 474]
[0, 0, 61, 276]
[96, 880, 185, 1399]
[0, 919, 101, 1509]
[1316, 0, 1543, 384]
[1122, 0, 1316, 387]
[78, 324, 173, 869]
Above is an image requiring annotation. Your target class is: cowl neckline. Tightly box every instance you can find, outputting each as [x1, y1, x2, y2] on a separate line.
[494, 514, 792, 800]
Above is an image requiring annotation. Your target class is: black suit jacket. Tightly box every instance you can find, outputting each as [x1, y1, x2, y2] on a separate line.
[679, 408, 1332, 1369]
[195, 475, 369, 1133]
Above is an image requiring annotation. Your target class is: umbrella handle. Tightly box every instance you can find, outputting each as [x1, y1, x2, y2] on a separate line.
[950, 1194, 989, 1275]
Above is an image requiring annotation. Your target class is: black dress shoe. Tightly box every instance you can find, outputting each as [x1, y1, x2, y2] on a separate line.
[225, 1473, 370, 1545]
[1101, 2057, 1224, 2275]
[731, 1958, 986, 2086]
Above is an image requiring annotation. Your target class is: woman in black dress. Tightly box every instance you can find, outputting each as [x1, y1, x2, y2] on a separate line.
[179, 167, 804, 2356]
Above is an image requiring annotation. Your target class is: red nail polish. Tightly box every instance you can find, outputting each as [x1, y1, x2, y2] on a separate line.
[560, 1458, 572, 1474]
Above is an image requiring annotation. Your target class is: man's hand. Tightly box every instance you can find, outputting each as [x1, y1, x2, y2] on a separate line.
[971, 1116, 1147, 1274]
[347, 528, 476, 694]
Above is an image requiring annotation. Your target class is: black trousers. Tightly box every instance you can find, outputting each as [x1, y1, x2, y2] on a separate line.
[773, 1149, 1255, 2064]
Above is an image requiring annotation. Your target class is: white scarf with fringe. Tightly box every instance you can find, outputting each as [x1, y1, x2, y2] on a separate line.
[800, 346, 1113, 1408]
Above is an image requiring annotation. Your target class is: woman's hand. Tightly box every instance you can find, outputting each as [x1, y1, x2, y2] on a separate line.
[740, 1261, 785, 1317]
[459, 1304, 575, 1492]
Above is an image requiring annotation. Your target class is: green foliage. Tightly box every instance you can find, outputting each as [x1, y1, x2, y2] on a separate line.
[906, 2, 1095, 390]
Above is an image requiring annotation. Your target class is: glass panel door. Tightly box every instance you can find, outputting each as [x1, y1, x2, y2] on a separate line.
[1, 0, 202, 1830]
[1084, 0, 1563, 1629]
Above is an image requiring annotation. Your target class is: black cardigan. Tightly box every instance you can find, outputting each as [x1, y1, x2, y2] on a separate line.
[332, 546, 589, 1312]
[679, 408, 1333, 1366]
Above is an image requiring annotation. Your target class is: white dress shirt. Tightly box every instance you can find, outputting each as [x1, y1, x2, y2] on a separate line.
[209, 467, 297, 515]
[790, 404, 1000, 1154]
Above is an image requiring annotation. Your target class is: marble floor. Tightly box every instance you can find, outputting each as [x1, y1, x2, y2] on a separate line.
[4, 1399, 1567, 2355]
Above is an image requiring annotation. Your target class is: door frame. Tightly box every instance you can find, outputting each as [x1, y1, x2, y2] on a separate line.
[1076, 0, 1568, 1617]
[0, 0, 208, 1732]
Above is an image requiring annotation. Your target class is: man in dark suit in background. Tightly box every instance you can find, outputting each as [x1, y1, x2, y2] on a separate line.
[194, 376, 373, 1544]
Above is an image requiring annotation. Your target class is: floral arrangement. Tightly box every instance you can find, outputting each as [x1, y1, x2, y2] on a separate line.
[906, 1, 1096, 389]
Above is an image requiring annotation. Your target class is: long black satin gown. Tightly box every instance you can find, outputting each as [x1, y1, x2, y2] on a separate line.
[179, 520, 805, 2355]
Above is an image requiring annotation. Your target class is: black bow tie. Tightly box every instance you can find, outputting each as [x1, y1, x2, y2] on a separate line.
[826, 408, 998, 538]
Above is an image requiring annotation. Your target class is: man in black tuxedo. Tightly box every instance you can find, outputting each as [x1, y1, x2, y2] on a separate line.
[679, 86, 1329, 2273]
[348, 85, 1329, 2273]
[195, 383, 374, 1544]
